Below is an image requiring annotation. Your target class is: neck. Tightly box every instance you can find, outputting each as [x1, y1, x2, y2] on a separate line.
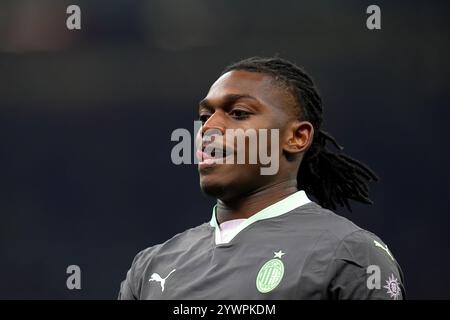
[216, 179, 298, 224]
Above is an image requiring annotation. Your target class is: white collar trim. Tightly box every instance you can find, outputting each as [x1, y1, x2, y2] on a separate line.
[209, 190, 311, 245]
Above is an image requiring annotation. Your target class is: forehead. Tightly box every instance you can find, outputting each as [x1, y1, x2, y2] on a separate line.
[206, 70, 295, 111]
[209, 70, 273, 94]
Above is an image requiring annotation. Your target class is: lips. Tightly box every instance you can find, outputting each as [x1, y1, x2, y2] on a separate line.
[196, 144, 234, 164]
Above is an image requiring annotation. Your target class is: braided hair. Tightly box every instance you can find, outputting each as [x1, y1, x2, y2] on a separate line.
[222, 57, 379, 211]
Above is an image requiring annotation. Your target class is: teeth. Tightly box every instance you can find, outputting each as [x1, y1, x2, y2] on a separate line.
[203, 158, 215, 164]
[201, 146, 233, 159]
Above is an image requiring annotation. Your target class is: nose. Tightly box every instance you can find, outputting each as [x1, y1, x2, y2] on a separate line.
[196, 112, 226, 151]
[201, 111, 226, 136]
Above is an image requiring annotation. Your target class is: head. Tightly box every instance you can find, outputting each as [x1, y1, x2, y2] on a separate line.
[197, 57, 378, 211]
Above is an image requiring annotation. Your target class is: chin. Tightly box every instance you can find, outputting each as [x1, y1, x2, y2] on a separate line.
[200, 176, 253, 203]
[199, 178, 227, 199]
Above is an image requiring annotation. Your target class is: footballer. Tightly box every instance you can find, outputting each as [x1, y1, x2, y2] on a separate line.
[118, 57, 405, 300]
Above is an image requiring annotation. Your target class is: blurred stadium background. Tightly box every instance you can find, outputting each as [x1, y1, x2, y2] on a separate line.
[0, 0, 449, 299]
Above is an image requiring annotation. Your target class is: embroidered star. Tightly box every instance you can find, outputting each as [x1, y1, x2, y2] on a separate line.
[274, 250, 285, 259]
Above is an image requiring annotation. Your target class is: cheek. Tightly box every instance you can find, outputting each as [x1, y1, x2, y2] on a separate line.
[231, 129, 281, 161]
[195, 128, 203, 150]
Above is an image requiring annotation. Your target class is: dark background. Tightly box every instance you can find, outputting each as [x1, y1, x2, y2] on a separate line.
[0, 0, 449, 299]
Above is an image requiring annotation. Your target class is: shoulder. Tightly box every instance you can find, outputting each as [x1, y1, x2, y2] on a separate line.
[118, 222, 212, 299]
[130, 222, 212, 273]
[291, 202, 404, 278]
[293, 202, 405, 299]
[301, 202, 400, 266]
[289, 202, 371, 243]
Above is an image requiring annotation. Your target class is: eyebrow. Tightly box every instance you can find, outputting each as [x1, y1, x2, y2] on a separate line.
[198, 94, 259, 112]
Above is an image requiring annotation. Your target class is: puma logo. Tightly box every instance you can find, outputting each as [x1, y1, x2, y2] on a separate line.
[374, 240, 394, 261]
[149, 269, 176, 292]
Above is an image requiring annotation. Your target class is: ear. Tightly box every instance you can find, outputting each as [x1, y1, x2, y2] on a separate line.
[282, 120, 314, 155]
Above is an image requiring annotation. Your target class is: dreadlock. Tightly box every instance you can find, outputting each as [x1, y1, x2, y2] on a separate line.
[222, 57, 379, 211]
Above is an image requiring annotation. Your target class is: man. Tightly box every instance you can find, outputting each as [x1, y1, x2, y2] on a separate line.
[118, 57, 405, 300]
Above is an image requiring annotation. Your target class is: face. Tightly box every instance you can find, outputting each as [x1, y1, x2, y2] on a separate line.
[196, 70, 311, 202]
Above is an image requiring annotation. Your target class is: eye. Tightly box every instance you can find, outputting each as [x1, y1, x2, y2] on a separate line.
[198, 114, 211, 124]
[230, 109, 251, 120]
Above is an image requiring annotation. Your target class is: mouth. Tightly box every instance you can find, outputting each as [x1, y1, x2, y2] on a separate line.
[196, 145, 234, 168]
